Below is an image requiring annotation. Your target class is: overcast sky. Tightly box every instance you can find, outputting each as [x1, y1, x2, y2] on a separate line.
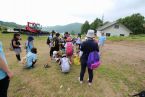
[0, 0, 144, 26]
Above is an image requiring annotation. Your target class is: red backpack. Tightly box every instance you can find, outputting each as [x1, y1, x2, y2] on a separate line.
[66, 42, 73, 56]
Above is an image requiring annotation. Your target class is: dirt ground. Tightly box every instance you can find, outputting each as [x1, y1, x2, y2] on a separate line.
[1, 35, 145, 97]
[103, 41, 145, 72]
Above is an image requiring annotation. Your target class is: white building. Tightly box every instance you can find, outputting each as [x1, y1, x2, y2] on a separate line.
[97, 21, 133, 37]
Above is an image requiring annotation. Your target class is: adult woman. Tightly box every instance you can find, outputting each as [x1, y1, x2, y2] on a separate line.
[79, 30, 99, 85]
[0, 42, 13, 97]
[11, 33, 22, 61]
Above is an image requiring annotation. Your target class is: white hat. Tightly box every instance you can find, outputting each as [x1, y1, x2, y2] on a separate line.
[86, 30, 95, 38]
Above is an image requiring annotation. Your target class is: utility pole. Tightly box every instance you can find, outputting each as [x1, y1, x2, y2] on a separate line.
[102, 14, 104, 24]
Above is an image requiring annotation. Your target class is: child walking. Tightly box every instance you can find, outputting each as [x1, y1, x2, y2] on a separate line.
[98, 32, 106, 49]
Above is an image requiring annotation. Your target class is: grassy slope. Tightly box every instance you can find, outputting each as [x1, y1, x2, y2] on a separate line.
[1, 33, 145, 97]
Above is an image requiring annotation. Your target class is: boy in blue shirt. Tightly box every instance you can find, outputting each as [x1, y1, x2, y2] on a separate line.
[25, 48, 37, 69]
[0, 42, 13, 97]
[98, 32, 106, 48]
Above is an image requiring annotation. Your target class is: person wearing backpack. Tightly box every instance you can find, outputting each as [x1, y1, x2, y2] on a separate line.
[25, 36, 34, 53]
[46, 34, 53, 48]
[65, 37, 73, 64]
[79, 30, 100, 86]
[0, 42, 14, 97]
[11, 33, 22, 61]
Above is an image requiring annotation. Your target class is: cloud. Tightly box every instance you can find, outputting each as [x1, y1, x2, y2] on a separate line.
[0, 0, 144, 26]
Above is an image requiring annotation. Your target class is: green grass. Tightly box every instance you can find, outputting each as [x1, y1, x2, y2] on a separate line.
[107, 34, 145, 41]
[0, 33, 145, 97]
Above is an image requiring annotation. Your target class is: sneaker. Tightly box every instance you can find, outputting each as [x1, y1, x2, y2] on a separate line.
[87, 78, 89, 82]
[80, 81, 83, 84]
[78, 77, 83, 84]
[88, 82, 92, 86]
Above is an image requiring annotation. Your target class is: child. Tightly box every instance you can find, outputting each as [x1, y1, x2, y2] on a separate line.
[98, 32, 106, 48]
[76, 34, 82, 49]
[59, 54, 71, 73]
[53, 51, 58, 59]
[65, 37, 73, 63]
[11, 33, 22, 61]
[24, 48, 37, 69]
[60, 38, 65, 54]
[25, 36, 34, 53]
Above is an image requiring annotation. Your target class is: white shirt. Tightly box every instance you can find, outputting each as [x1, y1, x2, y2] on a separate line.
[76, 37, 81, 44]
[60, 57, 70, 72]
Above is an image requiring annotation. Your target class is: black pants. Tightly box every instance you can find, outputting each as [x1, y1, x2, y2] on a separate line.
[80, 59, 93, 83]
[16, 54, 21, 61]
[0, 76, 10, 97]
[50, 47, 54, 57]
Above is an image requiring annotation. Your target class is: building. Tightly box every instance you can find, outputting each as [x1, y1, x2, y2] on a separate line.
[97, 21, 133, 37]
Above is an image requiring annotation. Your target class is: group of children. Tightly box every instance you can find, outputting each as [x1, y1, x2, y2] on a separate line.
[10, 31, 106, 73]
[47, 32, 75, 73]
[10, 33, 38, 69]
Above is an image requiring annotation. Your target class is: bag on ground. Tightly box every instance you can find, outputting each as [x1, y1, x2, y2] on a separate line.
[73, 55, 80, 65]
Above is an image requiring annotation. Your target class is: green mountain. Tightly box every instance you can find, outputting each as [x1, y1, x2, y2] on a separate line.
[0, 20, 82, 33]
[43, 23, 82, 33]
[0, 21, 24, 28]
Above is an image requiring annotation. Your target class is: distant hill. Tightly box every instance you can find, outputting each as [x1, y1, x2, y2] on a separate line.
[0, 21, 24, 28]
[43, 23, 82, 33]
[0, 20, 82, 33]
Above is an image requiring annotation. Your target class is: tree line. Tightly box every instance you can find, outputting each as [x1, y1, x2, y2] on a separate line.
[81, 13, 145, 35]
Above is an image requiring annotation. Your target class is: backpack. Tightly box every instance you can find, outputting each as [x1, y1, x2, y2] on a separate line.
[9, 40, 14, 51]
[87, 51, 101, 70]
[66, 42, 73, 56]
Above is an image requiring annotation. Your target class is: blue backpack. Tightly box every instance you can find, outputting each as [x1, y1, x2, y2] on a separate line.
[87, 51, 101, 70]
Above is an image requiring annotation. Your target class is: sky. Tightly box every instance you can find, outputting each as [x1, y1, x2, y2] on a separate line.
[0, 0, 145, 26]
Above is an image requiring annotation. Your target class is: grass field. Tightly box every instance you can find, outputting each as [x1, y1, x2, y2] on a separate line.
[1, 33, 145, 97]
[107, 34, 145, 41]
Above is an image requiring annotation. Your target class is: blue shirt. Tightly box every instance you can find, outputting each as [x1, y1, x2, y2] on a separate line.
[98, 36, 106, 46]
[48, 35, 53, 40]
[0, 42, 7, 80]
[26, 41, 34, 53]
[26, 52, 37, 67]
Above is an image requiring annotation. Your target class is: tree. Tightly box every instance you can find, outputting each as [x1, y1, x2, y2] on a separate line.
[81, 21, 90, 34]
[71, 30, 76, 35]
[118, 13, 145, 34]
[90, 18, 103, 32]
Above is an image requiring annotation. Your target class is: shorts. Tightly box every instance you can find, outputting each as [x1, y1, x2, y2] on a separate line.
[14, 48, 21, 55]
